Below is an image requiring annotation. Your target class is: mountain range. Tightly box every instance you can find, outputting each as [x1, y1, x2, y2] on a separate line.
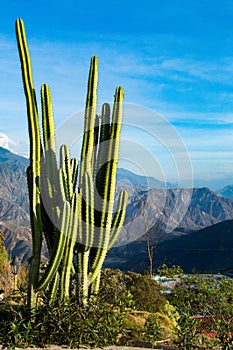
[105, 220, 233, 273]
[0, 145, 233, 272]
[217, 185, 233, 199]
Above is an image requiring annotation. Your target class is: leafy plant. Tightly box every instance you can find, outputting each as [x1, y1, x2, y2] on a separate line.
[143, 313, 162, 346]
[170, 273, 233, 349]
[174, 312, 200, 350]
[126, 271, 167, 313]
[0, 297, 127, 347]
[156, 263, 184, 278]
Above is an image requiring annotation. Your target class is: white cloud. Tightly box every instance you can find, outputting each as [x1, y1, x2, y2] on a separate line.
[0, 132, 17, 153]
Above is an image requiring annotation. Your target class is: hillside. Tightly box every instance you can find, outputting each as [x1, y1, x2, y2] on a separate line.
[106, 220, 233, 273]
[1, 145, 233, 271]
[0, 147, 31, 261]
[117, 186, 233, 246]
[117, 168, 177, 189]
[217, 184, 233, 199]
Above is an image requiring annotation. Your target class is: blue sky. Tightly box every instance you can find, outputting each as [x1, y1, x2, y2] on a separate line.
[1, 0, 233, 188]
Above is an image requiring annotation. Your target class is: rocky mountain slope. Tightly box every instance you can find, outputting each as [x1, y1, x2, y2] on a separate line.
[217, 184, 233, 199]
[116, 168, 177, 189]
[1, 146, 233, 271]
[0, 147, 31, 260]
[105, 220, 233, 273]
[116, 186, 233, 246]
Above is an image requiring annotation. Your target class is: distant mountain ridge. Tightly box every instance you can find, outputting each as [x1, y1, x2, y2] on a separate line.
[1, 145, 233, 272]
[117, 168, 177, 189]
[106, 220, 233, 273]
[120, 186, 233, 243]
[217, 185, 233, 199]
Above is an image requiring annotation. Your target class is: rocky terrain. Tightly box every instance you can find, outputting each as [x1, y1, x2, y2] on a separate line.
[1, 146, 233, 271]
[0, 147, 31, 261]
[106, 219, 233, 273]
[217, 184, 233, 199]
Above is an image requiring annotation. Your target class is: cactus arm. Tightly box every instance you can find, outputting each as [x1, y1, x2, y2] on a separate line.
[89, 248, 107, 285]
[15, 19, 41, 168]
[80, 171, 95, 303]
[82, 250, 90, 304]
[49, 272, 60, 305]
[91, 270, 101, 296]
[60, 145, 73, 202]
[95, 103, 111, 199]
[79, 56, 98, 180]
[76, 57, 98, 304]
[90, 87, 124, 279]
[100, 87, 124, 237]
[60, 193, 79, 299]
[41, 84, 56, 153]
[108, 189, 128, 249]
[86, 56, 98, 108]
[70, 158, 78, 192]
[37, 202, 70, 291]
[100, 103, 111, 142]
[41, 83, 60, 254]
[83, 171, 95, 248]
[92, 115, 100, 179]
[104, 87, 124, 203]
[59, 168, 69, 204]
[41, 84, 58, 197]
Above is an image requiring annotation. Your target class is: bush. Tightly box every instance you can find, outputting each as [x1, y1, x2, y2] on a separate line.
[100, 268, 167, 313]
[0, 297, 127, 348]
[144, 313, 162, 346]
[170, 274, 233, 349]
[0, 268, 180, 348]
[126, 271, 167, 313]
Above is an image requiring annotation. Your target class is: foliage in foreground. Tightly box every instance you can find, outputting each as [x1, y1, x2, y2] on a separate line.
[0, 299, 125, 348]
[2, 267, 233, 349]
[0, 270, 178, 348]
[169, 273, 233, 349]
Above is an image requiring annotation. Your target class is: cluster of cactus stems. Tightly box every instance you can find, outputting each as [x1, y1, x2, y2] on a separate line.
[15, 18, 128, 309]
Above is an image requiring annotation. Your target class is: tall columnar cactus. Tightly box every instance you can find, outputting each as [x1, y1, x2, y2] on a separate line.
[15, 18, 128, 308]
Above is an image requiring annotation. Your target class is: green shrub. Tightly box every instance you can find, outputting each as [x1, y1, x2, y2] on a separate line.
[0, 268, 180, 348]
[126, 271, 167, 313]
[143, 313, 162, 346]
[171, 274, 233, 349]
[0, 297, 127, 348]
[100, 268, 167, 313]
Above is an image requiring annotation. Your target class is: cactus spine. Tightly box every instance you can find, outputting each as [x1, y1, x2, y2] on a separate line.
[16, 18, 128, 308]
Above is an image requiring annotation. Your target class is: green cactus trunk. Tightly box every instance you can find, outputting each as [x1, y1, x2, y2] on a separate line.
[15, 19, 43, 309]
[15, 18, 128, 308]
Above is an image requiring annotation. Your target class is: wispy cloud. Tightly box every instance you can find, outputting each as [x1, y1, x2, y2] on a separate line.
[1, 29, 233, 185]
